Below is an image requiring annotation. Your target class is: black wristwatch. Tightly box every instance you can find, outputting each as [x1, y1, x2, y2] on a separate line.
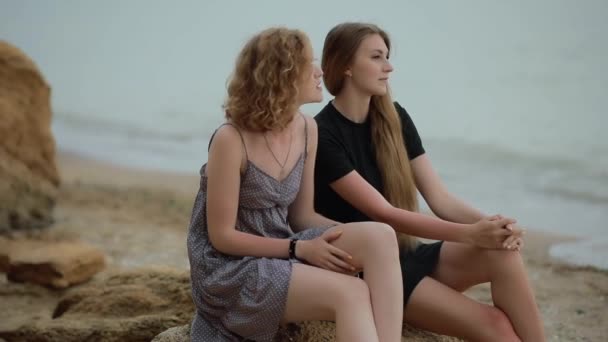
[289, 238, 299, 260]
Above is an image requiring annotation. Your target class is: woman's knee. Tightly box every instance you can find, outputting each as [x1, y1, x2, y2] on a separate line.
[360, 222, 398, 250]
[337, 222, 399, 264]
[484, 248, 525, 272]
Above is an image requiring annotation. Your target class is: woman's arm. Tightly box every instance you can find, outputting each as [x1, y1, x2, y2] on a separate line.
[288, 116, 341, 231]
[411, 154, 525, 249]
[206, 125, 291, 258]
[329, 168, 514, 248]
[411, 154, 485, 224]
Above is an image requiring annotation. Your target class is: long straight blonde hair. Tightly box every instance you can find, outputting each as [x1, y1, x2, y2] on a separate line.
[322, 23, 418, 250]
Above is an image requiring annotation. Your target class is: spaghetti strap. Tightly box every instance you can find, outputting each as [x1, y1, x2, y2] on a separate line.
[207, 123, 249, 160]
[225, 123, 249, 160]
[302, 114, 309, 158]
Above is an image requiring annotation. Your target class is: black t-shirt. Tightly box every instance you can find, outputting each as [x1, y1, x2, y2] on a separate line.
[314, 100, 425, 223]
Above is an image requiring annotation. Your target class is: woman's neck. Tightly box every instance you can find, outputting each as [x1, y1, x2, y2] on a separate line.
[332, 88, 372, 123]
[265, 111, 299, 138]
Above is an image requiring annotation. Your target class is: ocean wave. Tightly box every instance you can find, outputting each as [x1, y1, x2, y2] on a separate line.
[426, 137, 607, 175]
[539, 186, 608, 205]
[550, 237, 608, 270]
[425, 138, 608, 206]
[533, 168, 608, 205]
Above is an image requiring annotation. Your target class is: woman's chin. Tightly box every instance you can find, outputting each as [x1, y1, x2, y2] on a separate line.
[304, 95, 323, 104]
[373, 87, 388, 96]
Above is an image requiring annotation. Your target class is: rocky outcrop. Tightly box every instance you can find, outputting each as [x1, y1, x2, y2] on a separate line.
[0, 41, 59, 233]
[0, 266, 461, 341]
[0, 267, 194, 342]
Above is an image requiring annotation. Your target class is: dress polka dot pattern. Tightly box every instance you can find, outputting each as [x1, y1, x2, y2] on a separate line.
[187, 121, 329, 341]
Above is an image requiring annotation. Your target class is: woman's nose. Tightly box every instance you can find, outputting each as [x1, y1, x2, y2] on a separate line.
[385, 61, 394, 73]
[315, 65, 323, 77]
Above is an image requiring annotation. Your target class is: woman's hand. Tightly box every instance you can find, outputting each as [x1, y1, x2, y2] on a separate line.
[501, 221, 526, 251]
[503, 235, 524, 251]
[295, 230, 358, 274]
[466, 215, 517, 249]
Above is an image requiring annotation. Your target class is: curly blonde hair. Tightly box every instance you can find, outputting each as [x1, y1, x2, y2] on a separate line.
[224, 27, 310, 132]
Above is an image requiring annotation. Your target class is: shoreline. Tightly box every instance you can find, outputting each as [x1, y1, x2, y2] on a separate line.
[56, 150, 202, 198]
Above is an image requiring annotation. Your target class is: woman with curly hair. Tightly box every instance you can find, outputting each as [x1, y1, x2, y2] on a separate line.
[314, 22, 545, 341]
[187, 27, 404, 342]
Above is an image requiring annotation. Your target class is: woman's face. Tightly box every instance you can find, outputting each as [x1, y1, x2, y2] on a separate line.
[296, 40, 324, 105]
[347, 33, 394, 96]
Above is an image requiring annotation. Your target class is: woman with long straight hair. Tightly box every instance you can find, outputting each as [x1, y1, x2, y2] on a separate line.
[314, 22, 545, 341]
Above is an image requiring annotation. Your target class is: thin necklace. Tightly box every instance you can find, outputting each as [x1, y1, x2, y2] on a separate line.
[263, 127, 293, 170]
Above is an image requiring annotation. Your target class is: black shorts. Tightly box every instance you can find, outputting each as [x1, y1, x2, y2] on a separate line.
[400, 241, 444, 306]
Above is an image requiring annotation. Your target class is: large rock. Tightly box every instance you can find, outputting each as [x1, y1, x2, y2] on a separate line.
[0, 40, 59, 233]
[0, 267, 194, 342]
[3, 237, 105, 289]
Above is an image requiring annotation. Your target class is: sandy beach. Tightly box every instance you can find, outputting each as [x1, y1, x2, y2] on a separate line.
[1, 151, 606, 341]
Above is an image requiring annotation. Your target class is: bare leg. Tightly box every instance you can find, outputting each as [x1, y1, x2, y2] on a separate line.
[431, 242, 545, 341]
[406, 242, 545, 341]
[405, 277, 520, 341]
[328, 222, 403, 342]
[284, 222, 402, 342]
[284, 263, 378, 342]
